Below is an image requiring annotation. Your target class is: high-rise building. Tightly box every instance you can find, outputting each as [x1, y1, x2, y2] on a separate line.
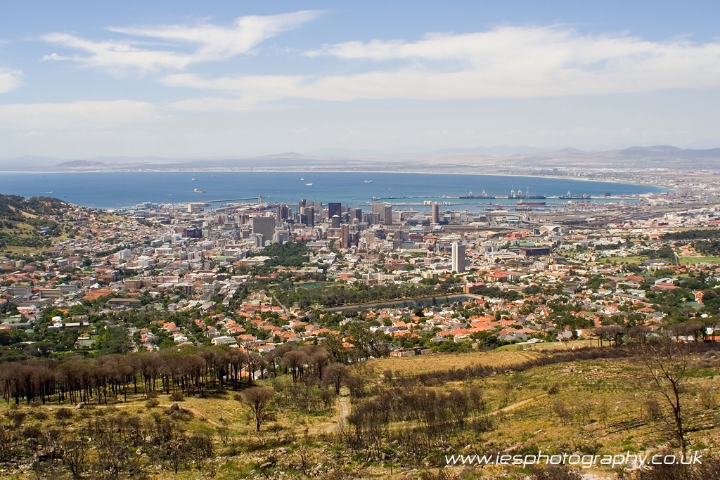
[340, 224, 350, 249]
[452, 242, 466, 273]
[431, 203, 440, 223]
[328, 202, 342, 220]
[303, 206, 315, 226]
[250, 216, 275, 244]
[331, 215, 341, 229]
[277, 204, 289, 221]
[371, 203, 393, 224]
[350, 207, 362, 222]
[362, 212, 380, 225]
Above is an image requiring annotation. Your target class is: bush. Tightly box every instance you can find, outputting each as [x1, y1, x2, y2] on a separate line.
[547, 383, 561, 395]
[54, 408, 74, 420]
[169, 391, 184, 402]
[145, 398, 160, 408]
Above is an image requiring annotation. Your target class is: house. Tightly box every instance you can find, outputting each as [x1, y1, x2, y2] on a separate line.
[74, 333, 96, 349]
[211, 335, 237, 346]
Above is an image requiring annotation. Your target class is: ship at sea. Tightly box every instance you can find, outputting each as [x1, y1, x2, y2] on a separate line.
[516, 187, 546, 199]
[459, 190, 496, 199]
[194, 188, 205, 193]
[364, 180, 373, 183]
[559, 190, 591, 200]
[517, 200, 547, 206]
[305, 183, 313, 186]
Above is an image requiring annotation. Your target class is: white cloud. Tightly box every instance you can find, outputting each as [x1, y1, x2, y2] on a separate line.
[42, 11, 320, 73]
[0, 100, 159, 129]
[161, 25, 720, 104]
[0, 68, 22, 93]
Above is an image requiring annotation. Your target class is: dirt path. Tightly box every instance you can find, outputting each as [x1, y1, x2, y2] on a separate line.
[303, 395, 351, 435]
[488, 393, 548, 416]
[327, 396, 350, 434]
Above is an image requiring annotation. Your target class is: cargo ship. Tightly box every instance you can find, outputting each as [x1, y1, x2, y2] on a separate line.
[194, 188, 205, 193]
[459, 190, 496, 199]
[517, 188, 545, 199]
[559, 190, 591, 200]
[517, 200, 546, 206]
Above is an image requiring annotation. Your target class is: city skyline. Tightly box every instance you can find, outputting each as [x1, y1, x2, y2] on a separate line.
[0, 1, 719, 159]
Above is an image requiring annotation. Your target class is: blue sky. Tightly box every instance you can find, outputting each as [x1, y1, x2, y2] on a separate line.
[1, 0, 719, 159]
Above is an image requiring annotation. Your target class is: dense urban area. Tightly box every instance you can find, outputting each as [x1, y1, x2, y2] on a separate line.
[1, 176, 720, 480]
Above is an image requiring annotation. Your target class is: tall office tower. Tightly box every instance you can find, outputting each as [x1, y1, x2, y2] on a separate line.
[350, 207, 362, 222]
[362, 212, 380, 225]
[371, 203, 393, 224]
[328, 202, 342, 220]
[340, 224, 350, 248]
[299, 199, 307, 211]
[277, 204, 289, 221]
[300, 206, 314, 226]
[431, 202, 440, 223]
[331, 215, 341, 229]
[250, 216, 275, 244]
[452, 242, 466, 273]
[258, 196, 263, 204]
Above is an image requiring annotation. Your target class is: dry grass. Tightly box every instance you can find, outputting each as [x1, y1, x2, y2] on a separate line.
[369, 349, 541, 375]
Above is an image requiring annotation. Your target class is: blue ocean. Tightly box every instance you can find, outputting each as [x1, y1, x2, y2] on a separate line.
[0, 171, 664, 210]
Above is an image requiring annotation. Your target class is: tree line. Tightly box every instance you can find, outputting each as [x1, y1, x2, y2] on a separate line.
[0, 342, 364, 406]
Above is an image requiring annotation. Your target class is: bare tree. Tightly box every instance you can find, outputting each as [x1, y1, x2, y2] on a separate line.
[61, 438, 88, 479]
[242, 386, 275, 432]
[638, 335, 690, 451]
[323, 363, 349, 395]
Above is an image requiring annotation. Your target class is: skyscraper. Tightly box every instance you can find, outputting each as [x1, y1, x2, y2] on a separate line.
[328, 202, 342, 220]
[250, 216, 275, 245]
[431, 202, 439, 223]
[372, 203, 393, 224]
[452, 242, 466, 273]
[340, 224, 350, 248]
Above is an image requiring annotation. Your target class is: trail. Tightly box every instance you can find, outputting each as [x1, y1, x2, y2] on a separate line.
[305, 395, 350, 435]
[488, 393, 548, 416]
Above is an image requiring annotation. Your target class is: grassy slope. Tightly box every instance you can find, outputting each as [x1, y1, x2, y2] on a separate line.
[3, 346, 719, 479]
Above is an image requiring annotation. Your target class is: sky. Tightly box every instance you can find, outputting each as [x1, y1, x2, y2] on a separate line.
[0, 0, 719, 159]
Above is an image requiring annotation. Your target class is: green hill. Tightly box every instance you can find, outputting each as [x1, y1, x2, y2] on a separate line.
[0, 194, 68, 251]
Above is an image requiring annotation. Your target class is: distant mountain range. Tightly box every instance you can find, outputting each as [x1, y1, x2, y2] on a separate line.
[0, 145, 718, 172]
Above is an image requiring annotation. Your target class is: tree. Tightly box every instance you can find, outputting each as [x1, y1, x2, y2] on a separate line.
[323, 363, 349, 395]
[242, 386, 275, 432]
[61, 438, 88, 479]
[638, 335, 690, 451]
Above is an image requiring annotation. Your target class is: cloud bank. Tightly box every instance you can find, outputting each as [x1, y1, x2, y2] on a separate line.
[42, 11, 321, 73]
[160, 25, 720, 106]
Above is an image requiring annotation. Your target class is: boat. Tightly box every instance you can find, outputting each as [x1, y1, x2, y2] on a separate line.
[517, 200, 546, 206]
[191, 178, 197, 181]
[305, 183, 313, 186]
[194, 188, 205, 193]
[300, 178, 304, 180]
[459, 190, 496, 199]
[559, 190, 591, 200]
[521, 187, 546, 199]
[364, 180, 373, 183]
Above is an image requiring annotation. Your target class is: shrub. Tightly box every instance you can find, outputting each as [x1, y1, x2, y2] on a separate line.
[169, 391, 184, 402]
[54, 408, 74, 420]
[145, 399, 160, 408]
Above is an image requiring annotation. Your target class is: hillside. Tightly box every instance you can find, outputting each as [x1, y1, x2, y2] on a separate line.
[0, 194, 68, 251]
